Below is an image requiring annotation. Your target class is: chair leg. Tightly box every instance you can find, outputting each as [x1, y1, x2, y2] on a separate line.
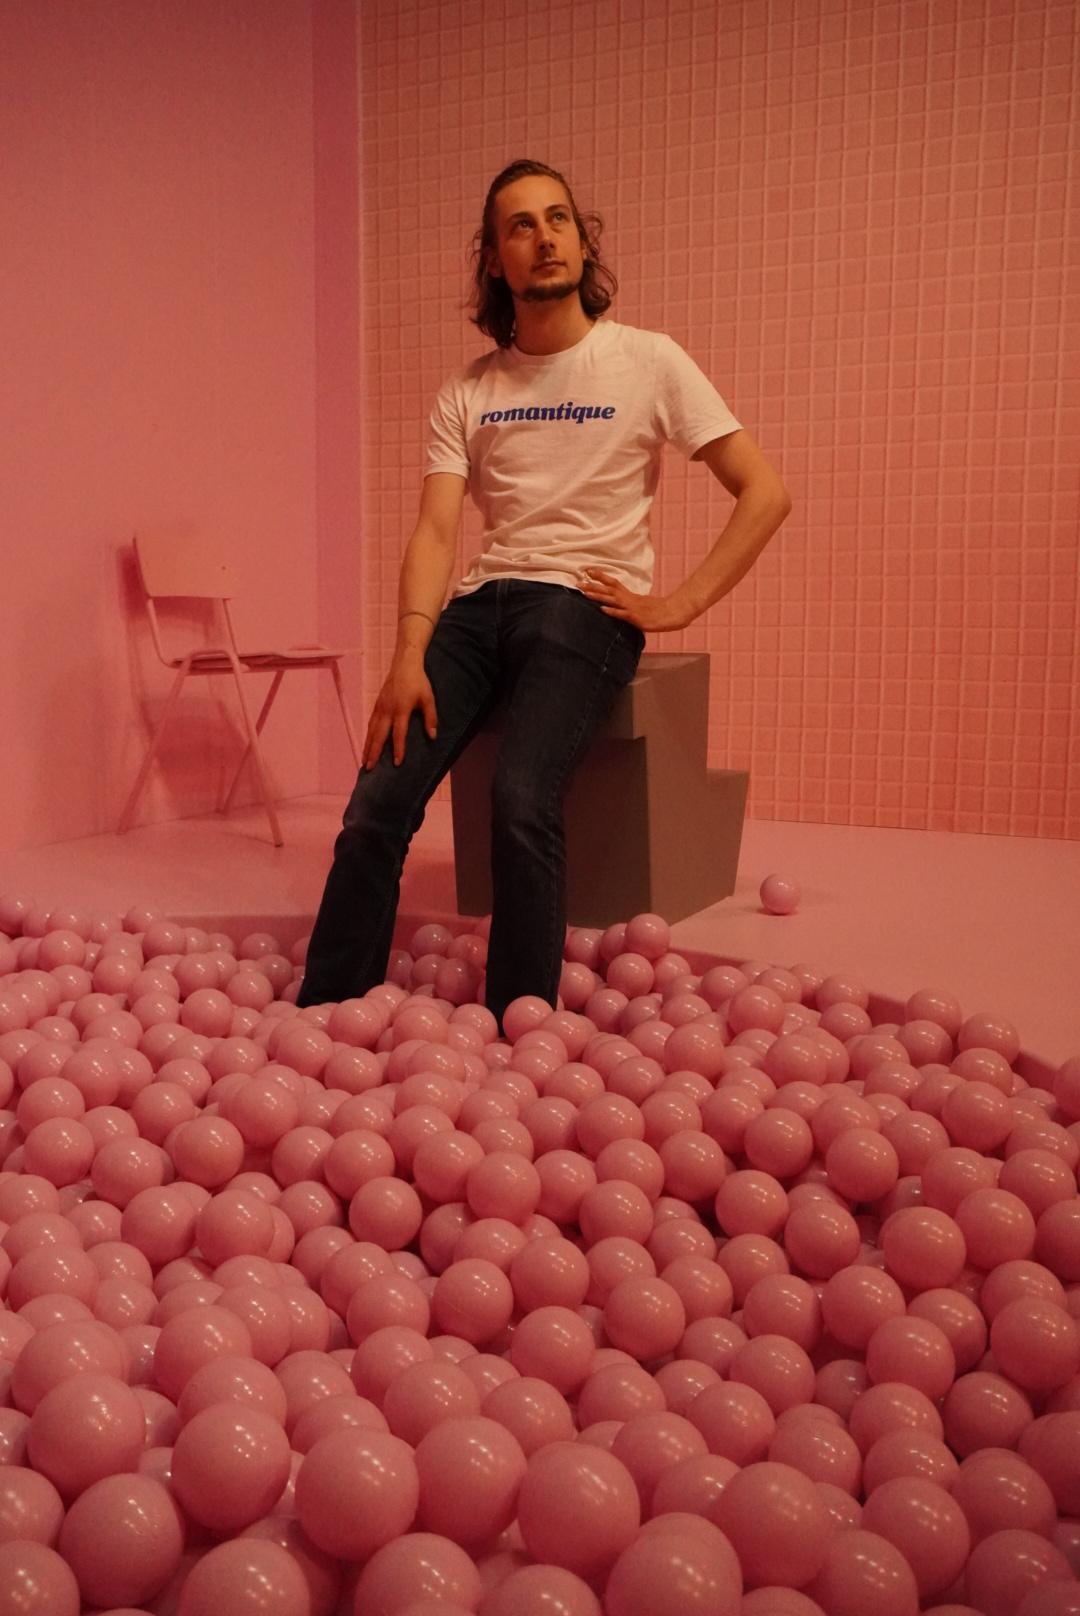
[226, 661, 283, 847]
[220, 670, 284, 814]
[118, 663, 191, 833]
[330, 660, 363, 769]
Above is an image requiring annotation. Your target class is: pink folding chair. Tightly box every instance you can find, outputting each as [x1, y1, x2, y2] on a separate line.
[119, 532, 361, 846]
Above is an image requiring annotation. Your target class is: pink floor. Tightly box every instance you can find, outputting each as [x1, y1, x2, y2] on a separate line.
[4, 798, 1077, 1081]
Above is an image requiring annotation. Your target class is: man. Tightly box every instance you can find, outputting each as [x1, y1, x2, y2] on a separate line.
[298, 159, 791, 1025]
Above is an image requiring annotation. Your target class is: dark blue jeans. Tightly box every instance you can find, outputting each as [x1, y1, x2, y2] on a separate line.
[297, 580, 644, 1026]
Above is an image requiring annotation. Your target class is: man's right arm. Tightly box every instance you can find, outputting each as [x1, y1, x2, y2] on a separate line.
[363, 472, 467, 769]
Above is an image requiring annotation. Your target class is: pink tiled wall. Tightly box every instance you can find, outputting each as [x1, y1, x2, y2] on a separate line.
[358, 0, 1079, 838]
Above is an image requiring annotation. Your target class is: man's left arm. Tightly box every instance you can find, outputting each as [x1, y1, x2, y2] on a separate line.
[580, 430, 792, 632]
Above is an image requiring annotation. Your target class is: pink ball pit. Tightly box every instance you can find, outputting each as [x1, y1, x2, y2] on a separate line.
[0, 891, 1076, 1615]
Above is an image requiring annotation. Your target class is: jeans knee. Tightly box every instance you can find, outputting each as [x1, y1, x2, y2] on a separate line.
[491, 773, 557, 844]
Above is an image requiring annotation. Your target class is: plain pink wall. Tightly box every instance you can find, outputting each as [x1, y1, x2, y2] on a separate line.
[357, 0, 1079, 838]
[0, 0, 360, 850]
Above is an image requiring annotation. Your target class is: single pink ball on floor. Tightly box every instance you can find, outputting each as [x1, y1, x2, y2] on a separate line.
[0, 1540, 79, 1616]
[761, 875, 801, 915]
[27, 1371, 145, 1499]
[354, 1532, 483, 1616]
[57, 1471, 184, 1609]
[295, 1427, 420, 1561]
[414, 1414, 526, 1548]
[517, 1440, 641, 1579]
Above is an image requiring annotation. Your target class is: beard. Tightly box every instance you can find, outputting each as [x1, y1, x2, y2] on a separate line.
[521, 268, 583, 304]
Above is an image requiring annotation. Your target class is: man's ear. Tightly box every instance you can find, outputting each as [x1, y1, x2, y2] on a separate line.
[486, 249, 503, 279]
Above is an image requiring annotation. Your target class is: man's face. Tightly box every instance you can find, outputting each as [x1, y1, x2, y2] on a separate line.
[487, 174, 587, 305]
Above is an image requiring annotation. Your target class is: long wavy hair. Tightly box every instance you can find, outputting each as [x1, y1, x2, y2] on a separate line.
[469, 160, 617, 349]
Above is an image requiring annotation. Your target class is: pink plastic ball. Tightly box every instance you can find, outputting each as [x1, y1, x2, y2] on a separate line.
[354, 1532, 483, 1616]
[27, 1372, 145, 1499]
[413, 1414, 526, 1548]
[861, 1476, 970, 1600]
[0, 1540, 79, 1616]
[56, 1471, 183, 1608]
[716, 1460, 832, 1588]
[604, 1276, 686, 1361]
[177, 1538, 310, 1615]
[605, 1520, 743, 1615]
[509, 1305, 596, 1394]
[807, 1527, 918, 1616]
[517, 1440, 641, 1579]
[0, 1463, 64, 1546]
[171, 1401, 290, 1529]
[964, 1529, 1073, 1616]
[295, 1427, 419, 1561]
[761, 875, 801, 915]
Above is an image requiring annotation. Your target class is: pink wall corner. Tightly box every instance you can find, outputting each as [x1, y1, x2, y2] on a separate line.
[355, 0, 1080, 840]
[0, 0, 324, 852]
[313, 0, 364, 797]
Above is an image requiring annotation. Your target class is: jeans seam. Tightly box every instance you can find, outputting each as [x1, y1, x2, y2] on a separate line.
[537, 624, 630, 999]
[362, 690, 496, 974]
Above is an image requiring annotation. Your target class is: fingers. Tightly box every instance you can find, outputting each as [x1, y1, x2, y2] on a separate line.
[420, 685, 439, 741]
[363, 710, 391, 772]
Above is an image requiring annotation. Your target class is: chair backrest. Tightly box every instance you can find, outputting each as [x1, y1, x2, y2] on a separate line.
[133, 532, 239, 601]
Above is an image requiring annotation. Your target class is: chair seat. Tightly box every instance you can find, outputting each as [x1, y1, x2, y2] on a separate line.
[171, 644, 353, 670]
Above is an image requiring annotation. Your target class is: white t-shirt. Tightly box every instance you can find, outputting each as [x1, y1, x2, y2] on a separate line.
[423, 319, 741, 597]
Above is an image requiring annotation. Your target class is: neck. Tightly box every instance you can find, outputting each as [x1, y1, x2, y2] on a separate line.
[512, 294, 594, 355]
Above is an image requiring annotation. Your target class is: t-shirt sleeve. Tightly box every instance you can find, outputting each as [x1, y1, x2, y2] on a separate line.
[653, 334, 742, 458]
[424, 376, 471, 479]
